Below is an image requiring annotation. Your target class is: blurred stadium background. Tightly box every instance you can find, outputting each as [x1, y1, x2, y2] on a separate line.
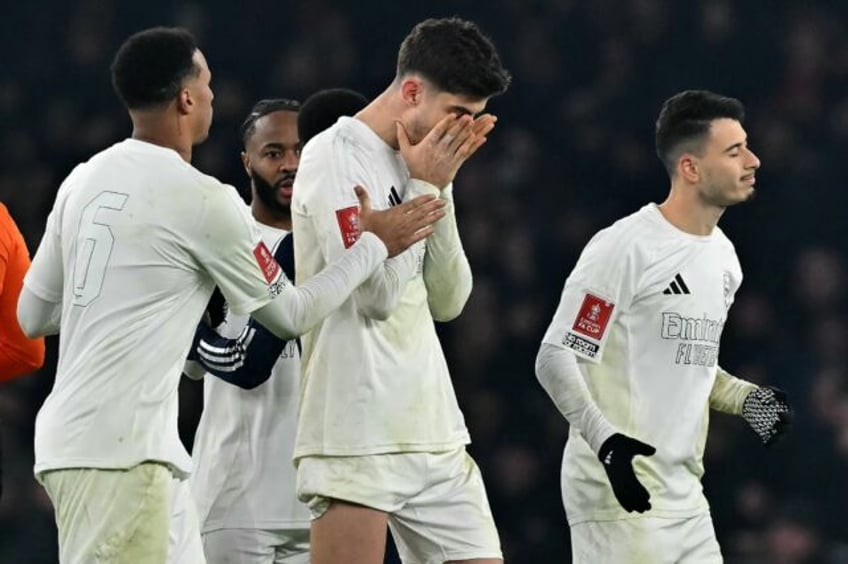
[2, 1, 847, 562]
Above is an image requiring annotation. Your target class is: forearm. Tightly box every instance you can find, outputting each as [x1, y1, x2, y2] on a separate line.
[535, 342, 617, 453]
[351, 178, 441, 320]
[253, 232, 387, 339]
[352, 248, 420, 320]
[187, 321, 285, 390]
[16, 286, 61, 338]
[422, 183, 472, 321]
[710, 365, 758, 415]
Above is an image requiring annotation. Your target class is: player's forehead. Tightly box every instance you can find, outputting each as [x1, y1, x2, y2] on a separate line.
[706, 118, 747, 150]
[247, 110, 299, 150]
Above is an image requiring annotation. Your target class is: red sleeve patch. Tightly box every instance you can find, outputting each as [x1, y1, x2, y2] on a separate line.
[253, 241, 281, 283]
[336, 206, 361, 249]
[572, 293, 615, 340]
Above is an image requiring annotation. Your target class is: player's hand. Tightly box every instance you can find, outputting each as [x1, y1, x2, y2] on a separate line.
[597, 433, 656, 513]
[742, 386, 792, 446]
[205, 287, 227, 329]
[355, 185, 446, 257]
[396, 113, 497, 189]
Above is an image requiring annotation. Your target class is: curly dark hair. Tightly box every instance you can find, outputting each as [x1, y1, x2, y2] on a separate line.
[111, 27, 200, 110]
[396, 17, 511, 99]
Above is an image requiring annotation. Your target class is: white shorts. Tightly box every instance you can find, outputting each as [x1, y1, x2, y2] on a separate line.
[296, 447, 501, 564]
[40, 462, 172, 563]
[202, 528, 309, 564]
[168, 476, 206, 564]
[570, 512, 722, 564]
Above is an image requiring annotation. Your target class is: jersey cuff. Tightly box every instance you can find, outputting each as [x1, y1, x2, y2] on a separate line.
[22, 279, 61, 304]
[407, 178, 441, 198]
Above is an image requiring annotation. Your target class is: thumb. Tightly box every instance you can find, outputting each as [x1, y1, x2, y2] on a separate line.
[395, 120, 411, 153]
[630, 438, 656, 457]
[354, 185, 371, 213]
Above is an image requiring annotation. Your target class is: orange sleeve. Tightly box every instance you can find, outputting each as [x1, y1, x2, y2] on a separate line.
[0, 204, 45, 381]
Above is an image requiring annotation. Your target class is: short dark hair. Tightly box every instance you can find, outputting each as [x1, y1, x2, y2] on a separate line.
[396, 17, 511, 99]
[240, 98, 301, 147]
[655, 90, 746, 175]
[298, 88, 369, 146]
[111, 27, 200, 110]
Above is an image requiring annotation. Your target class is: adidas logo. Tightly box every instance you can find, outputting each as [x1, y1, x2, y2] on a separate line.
[388, 186, 402, 207]
[663, 273, 691, 295]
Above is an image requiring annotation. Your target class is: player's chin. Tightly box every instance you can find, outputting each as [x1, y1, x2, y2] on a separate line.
[729, 186, 756, 205]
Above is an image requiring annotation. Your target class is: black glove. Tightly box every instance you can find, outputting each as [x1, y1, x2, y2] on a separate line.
[742, 386, 792, 446]
[205, 286, 228, 329]
[598, 433, 656, 513]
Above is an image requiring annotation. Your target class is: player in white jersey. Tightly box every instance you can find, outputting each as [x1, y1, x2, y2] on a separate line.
[297, 88, 369, 153]
[187, 92, 368, 564]
[15, 28, 446, 564]
[536, 90, 792, 563]
[291, 18, 511, 564]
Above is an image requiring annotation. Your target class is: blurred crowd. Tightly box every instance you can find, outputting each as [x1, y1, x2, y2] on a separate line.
[2, 1, 847, 562]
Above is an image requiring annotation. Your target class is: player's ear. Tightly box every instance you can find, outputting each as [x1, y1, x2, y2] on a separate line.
[177, 87, 193, 116]
[241, 151, 251, 177]
[679, 154, 699, 184]
[399, 77, 423, 107]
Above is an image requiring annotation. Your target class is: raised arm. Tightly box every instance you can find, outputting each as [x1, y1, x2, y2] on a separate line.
[420, 182, 472, 321]
[201, 183, 443, 341]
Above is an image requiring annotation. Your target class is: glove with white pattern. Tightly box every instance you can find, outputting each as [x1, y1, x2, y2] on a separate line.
[742, 386, 792, 446]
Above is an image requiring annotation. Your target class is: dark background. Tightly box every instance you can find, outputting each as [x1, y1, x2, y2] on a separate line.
[2, 1, 847, 562]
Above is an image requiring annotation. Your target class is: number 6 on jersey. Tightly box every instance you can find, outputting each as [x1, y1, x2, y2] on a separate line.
[72, 191, 129, 306]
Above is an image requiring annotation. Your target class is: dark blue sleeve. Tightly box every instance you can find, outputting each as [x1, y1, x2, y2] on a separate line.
[188, 319, 285, 390]
[187, 232, 299, 390]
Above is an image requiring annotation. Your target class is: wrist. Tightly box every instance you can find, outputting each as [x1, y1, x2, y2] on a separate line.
[355, 231, 389, 260]
[407, 178, 442, 198]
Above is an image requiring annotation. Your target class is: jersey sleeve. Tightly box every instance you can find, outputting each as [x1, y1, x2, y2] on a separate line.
[542, 226, 640, 363]
[187, 319, 287, 390]
[24, 201, 64, 303]
[420, 182, 473, 322]
[193, 185, 285, 315]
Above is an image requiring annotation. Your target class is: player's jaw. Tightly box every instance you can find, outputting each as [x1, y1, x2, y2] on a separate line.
[739, 171, 756, 200]
[702, 176, 755, 208]
[251, 168, 294, 213]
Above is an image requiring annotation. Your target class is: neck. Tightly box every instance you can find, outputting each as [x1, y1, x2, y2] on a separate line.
[657, 182, 724, 236]
[130, 110, 193, 162]
[355, 87, 401, 149]
[251, 201, 291, 231]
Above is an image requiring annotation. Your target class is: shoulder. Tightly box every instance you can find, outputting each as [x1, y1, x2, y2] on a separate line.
[583, 207, 655, 261]
[566, 207, 660, 295]
[200, 182, 251, 221]
[712, 225, 738, 254]
[296, 120, 372, 207]
[302, 118, 372, 165]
